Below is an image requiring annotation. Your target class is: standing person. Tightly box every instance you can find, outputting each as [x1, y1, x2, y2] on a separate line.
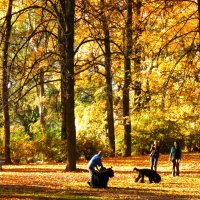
[87, 151, 104, 187]
[169, 141, 182, 177]
[150, 141, 160, 171]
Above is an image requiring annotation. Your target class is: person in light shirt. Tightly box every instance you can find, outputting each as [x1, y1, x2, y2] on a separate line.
[87, 151, 104, 187]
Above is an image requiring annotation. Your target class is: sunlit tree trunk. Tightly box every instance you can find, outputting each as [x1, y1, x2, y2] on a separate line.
[58, 0, 76, 171]
[100, 0, 115, 156]
[2, 0, 13, 164]
[123, 0, 133, 157]
[58, 22, 68, 141]
[38, 69, 46, 130]
[133, 0, 142, 111]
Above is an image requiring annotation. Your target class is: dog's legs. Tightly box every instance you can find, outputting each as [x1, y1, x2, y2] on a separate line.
[135, 177, 140, 182]
[140, 174, 145, 183]
[135, 174, 140, 182]
[149, 177, 153, 183]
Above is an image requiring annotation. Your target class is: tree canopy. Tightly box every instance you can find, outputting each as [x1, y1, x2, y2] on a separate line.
[0, 0, 199, 169]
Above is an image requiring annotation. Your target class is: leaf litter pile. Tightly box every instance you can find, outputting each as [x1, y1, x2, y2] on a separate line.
[0, 153, 200, 199]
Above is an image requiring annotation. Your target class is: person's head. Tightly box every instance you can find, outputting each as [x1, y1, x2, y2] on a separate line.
[154, 140, 159, 146]
[174, 141, 179, 147]
[98, 151, 102, 157]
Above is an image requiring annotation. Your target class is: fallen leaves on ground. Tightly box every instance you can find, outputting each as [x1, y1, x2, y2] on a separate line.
[0, 153, 200, 199]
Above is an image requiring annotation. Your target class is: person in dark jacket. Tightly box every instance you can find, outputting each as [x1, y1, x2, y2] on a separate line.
[150, 140, 160, 171]
[87, 151, 104, 187]
[169, 141, 182, 177]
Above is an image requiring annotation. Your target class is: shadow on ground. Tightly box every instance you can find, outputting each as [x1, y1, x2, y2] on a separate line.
[0, 184, 199, 200]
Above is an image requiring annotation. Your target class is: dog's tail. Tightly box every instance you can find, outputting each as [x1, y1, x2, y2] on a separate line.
[133, 167, 140, 171]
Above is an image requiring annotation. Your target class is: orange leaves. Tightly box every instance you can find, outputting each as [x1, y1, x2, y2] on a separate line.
[1, 153, 200, 199]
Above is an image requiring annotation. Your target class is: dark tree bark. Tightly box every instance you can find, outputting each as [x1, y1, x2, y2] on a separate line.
[58, 0, 76, 171]
[2, 0, 13, 164]
[100, 0, 115, 156]
[123, 0, 133, 157]
[198, 0, 200, 35]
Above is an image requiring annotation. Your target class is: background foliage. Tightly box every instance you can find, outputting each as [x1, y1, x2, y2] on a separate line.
[0, 0, 199, 163]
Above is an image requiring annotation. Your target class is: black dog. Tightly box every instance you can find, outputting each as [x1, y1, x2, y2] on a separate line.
[134, 167, 161, 183]
[88, 167, 114, 188]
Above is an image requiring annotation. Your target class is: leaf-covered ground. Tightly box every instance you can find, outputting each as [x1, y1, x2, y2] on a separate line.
[0, 153, 200, 199]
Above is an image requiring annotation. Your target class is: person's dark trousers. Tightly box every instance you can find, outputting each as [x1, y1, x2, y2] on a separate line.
[89, 168, 95, 187]
[150, 156, 158, 171]
[172, 159, 180, 176]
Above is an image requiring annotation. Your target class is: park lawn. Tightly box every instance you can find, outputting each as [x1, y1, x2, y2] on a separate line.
[0, 153, 200, 199]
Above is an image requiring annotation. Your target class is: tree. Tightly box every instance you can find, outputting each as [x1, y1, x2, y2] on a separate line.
[100, 0, 115, 156]
[133, 0, 143, 111]
[57, 0, 76, 171]
[74, 0, 117, 156]
[123, 0, 133, 156]
[0, 0, 77, 169]
[38, 68, 46, 130]
[0, 0, 199, 161]
[198, 0, 200, 35]
[1, 0, 13, 164]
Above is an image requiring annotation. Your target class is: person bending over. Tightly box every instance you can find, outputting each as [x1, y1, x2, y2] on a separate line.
[88, 151, 104, 187]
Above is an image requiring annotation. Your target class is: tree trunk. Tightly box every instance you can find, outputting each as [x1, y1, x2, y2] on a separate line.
[133, 0, 142, 111]
[123, 0, 133, 157]
[100, 0, 115, 156]
[58, 0, 76, 171]
[59, 22, 68, 141]
[38, 69, 46, 130]
[198, 0, 200, 36]
[2, 0, 13, 164]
